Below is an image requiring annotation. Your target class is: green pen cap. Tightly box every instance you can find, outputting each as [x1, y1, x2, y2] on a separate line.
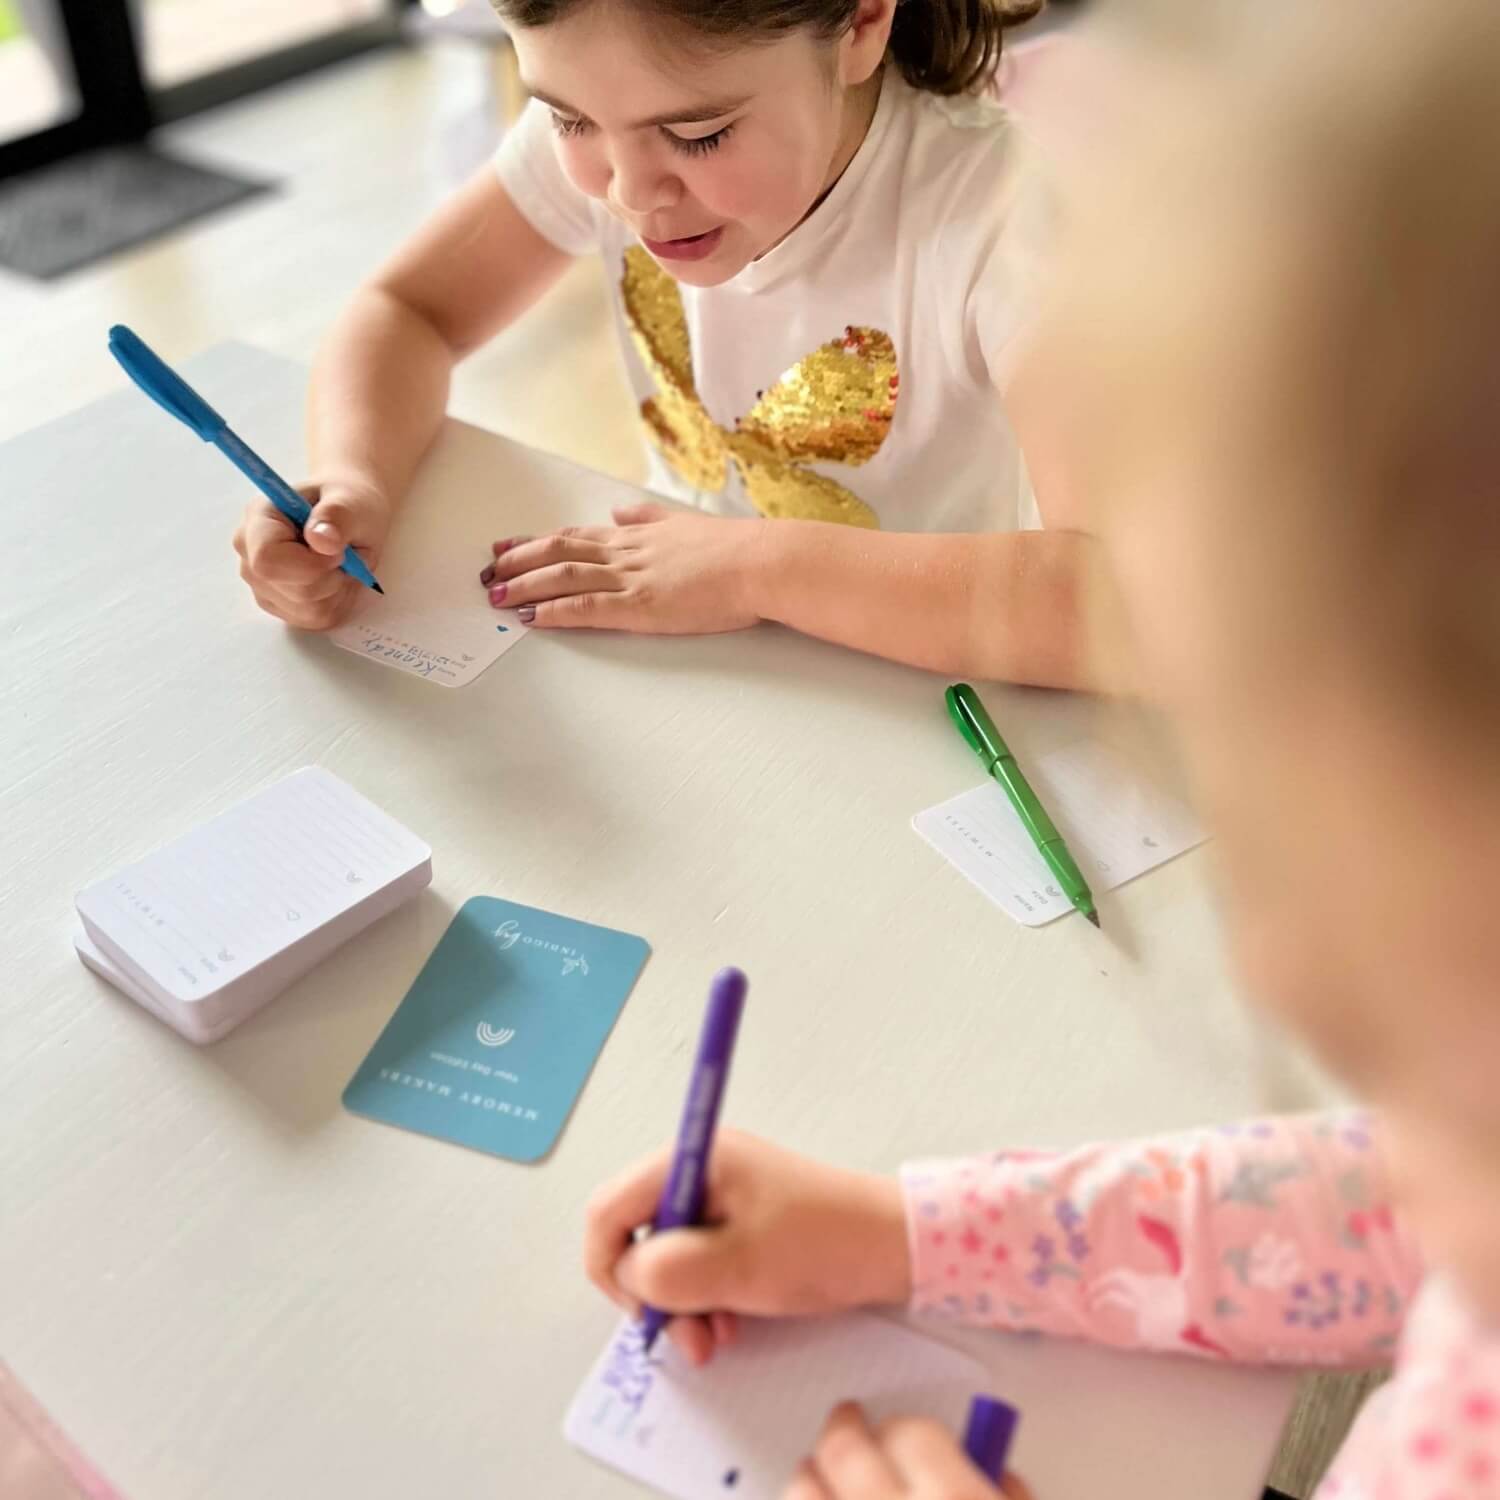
[945, 683, 1006, 770]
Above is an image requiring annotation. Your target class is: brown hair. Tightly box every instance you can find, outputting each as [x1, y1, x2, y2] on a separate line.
[492, 1, 1045, 97]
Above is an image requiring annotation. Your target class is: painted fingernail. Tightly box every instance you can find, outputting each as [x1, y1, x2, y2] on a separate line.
[492, 536, 530, 557]
[518, 605, 536, 625]
[479, 564, 495, 586]
[488, 583, 508, 606]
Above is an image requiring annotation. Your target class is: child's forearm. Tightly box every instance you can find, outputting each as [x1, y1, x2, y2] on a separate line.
[307, 286, 456, 507]
[903, 1113, 1424, 1367]
[745, 522, 1096, 689]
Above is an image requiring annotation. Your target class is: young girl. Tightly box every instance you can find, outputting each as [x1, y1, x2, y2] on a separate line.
[232, 1, 1094, 688]
[582, 1, 1500, 1495]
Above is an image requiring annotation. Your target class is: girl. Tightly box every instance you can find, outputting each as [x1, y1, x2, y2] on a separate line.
[233, 1, 1094, 688]
[582, 1, 1500, 1496]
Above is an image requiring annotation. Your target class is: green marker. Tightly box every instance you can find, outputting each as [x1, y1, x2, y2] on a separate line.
[945, 683, 1100, 929]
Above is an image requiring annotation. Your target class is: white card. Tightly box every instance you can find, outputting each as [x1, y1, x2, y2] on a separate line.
[76, 766, 431, 1005]
[564, 1315, 987, 1500]
[328, 562, 529, 688]
[913, 740, 1205, 926]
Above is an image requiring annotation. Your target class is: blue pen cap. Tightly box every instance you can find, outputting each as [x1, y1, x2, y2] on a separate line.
[963, 1395, 1020, 1481]
[108, 325, 227, 442]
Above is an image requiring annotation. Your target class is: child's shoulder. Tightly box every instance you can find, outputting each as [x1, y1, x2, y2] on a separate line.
[893, 76, 1029, 193]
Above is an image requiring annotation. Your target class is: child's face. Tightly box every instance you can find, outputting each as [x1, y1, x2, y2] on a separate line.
[1023, 10, 1500, 1321]
[511, 6, 880, 286]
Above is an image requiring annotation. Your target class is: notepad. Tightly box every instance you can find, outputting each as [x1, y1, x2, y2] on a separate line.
[75, 767, 432, 1043]
[564, 1314, 987, 1500]
[913, 740, 1205, 926]
[328, 556, 529, 688]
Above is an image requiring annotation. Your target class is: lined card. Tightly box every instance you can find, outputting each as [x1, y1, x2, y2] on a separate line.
[913, 740, 1205, 926]
[75, 767, 431, 1002]
[328, 560, 529, 688]
[565, 1315, 987, 1500]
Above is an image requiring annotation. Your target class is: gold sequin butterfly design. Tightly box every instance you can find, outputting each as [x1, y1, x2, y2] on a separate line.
[621, 246, 899, 529]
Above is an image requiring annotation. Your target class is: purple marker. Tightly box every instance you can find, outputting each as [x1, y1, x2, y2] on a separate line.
[963, 1395, 1020, 1484]
[638, 967, 748, 1353]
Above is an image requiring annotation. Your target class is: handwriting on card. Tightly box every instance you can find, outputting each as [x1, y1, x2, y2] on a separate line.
[591, 1322, 662, 1440]
[355, 630, 475, 683]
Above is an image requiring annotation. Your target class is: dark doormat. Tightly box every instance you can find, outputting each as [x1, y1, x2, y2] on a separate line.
[0, 144, 272, 281]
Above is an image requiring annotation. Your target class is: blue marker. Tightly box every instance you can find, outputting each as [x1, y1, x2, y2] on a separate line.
[107, 325, 383, 595]
[963, 1396, 1020, 1484]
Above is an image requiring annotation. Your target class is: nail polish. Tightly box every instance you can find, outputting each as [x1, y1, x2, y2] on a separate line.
[479, 564, 495, 586]
[489, 583, 508, 606]
[518, 605, 536, 625]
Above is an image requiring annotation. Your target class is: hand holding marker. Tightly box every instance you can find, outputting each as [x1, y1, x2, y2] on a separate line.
[639, 966, 748, 1352]
[107, 325, 384, 596]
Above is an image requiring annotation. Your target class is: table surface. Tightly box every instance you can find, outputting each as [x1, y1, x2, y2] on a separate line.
[1, 344, 1325, 1500]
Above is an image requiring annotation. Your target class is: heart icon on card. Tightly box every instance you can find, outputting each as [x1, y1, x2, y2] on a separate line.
[285, 909, 301, 922]
[346, 871, 363, 884]
[218, 949, 234, 963]
[1142, 835, 1159, 849]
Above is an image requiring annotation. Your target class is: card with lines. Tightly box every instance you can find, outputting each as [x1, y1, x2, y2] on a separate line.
[75, 767, 431, 1042]
[913, 740, 1206, 926]
[564, 1314, 985, 1500]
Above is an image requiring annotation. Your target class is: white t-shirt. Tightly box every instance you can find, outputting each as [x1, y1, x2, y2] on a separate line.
[494, 70, 1043, 534]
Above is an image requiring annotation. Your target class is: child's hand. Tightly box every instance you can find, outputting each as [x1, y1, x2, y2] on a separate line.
[233, 478, 389, 631]
[479, 503, 765, 635]
[584, 1130, 910, 1367]
[785, 1403, 1034, 1500]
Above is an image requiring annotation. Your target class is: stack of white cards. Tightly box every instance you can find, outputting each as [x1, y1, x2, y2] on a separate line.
[74, 767, 432, 1044]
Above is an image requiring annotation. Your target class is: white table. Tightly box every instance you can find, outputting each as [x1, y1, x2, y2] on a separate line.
[1, 344, 1319, 1500]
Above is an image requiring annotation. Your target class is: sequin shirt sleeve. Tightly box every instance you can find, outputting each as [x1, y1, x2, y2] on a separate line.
[492, 98, 600, 257]
[900, 1112, 1425, 1366]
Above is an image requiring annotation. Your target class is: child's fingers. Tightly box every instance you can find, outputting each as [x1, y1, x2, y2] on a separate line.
[612, 502, 670, 527]
[237, 556, 348, 621]
[781, 1460, 834, 1500]
[582, 1148, 673, 1306]
[486, 531, 615, 582]
[245, 576, 357, 632]
[489, 536, 534, 558]
[487, 535, 618, 585]
[807, 1403, 902, 1499]
[489, 562, 622, 611]
[709, 1309, 740, 1350]
[615, 1223, 744, 1313]
[665, 1314, 716, 1367]
[519, 591, 639, 630]
[240, 512, 342, 590]
[1000, 1473, 1036, 1500]
[879, 1414, 996, 1496]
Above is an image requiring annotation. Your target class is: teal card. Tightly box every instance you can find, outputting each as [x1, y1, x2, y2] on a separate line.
[342, 897, 649, 1163]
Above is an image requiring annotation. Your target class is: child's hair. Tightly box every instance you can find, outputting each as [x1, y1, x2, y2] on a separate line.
[492, 0, 1045, 96]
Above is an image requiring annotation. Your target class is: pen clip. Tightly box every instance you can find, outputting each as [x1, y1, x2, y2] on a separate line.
[108, 325, 227, 443]
[946, 683, 1003, 770]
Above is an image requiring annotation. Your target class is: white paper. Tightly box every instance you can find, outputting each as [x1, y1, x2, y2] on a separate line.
[75, 767, 431, 1004]
[328, 559, 529, 687]
[913, 740, 1205, 927]
[564, 1315, 987, 1500]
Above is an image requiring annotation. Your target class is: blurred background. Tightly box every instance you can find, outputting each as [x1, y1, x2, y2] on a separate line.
[0, 0, 647, 477]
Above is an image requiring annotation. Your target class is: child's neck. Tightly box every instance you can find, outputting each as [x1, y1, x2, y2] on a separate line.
[821, 67, 885, 204]
[759, 68, 884, 260]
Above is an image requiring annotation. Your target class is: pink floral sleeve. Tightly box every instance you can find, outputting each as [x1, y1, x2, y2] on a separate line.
[900, 1111, 1425, 1366]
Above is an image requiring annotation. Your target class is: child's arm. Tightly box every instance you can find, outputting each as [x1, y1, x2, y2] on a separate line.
[905, 1111, 1425, 1367]
[234, 168, 573, 630]
[584, 1115, 1424, 1373]
[484, 505, 1097, 690]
